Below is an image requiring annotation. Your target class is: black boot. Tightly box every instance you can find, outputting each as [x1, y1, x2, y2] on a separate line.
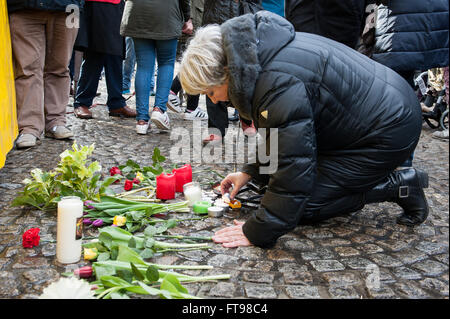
[364, 168, 429, 226]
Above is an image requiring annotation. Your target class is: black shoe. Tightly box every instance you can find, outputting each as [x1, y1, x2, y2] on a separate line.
[364, 168, 429, 226]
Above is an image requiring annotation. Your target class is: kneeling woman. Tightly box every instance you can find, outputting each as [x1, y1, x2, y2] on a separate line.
[179, 11, 429, 248]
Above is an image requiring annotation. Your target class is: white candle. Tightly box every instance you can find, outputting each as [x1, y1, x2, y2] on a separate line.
[183, 182, 202, 206]
[56, 196, 83, 264]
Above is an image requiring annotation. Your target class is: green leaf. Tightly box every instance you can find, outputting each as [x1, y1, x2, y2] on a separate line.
[152, 147, 166, 165]
[82, 241, 109, 252]
[101, 275, 132, 288]
[144, 237, 155, 249]
[166, 219, 178, 229]
[99, 176, 120, 193]
[126, 159, 141, 170]
[145, 266, 159, 282]
[116, 269, 133, 284]
[130, 262, 145, 281]
[92, 264, 116, 281]
[162, 273, 188, 294]
[155, 224, 168, 234]
[138, 281, 171, 299]
[98, 232, 113, 249]
[140, 248, 154, 259]
[128, 210, 145, 221]
[117, 245, 147, 266]
[89, 174, 101, 190]
[110, 245, 119, 260]
[144, 225, 158, 237]
[160, 278, 182, 298]
[97, 252, 111, 261]
[128, 237, 136, 248]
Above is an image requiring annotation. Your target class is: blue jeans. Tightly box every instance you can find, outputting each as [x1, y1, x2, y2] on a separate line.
[133, 37, 178, 121]
[122, 37, 136, 92]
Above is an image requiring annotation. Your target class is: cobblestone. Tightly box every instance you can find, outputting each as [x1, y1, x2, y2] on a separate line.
[0, 71, 447, 299]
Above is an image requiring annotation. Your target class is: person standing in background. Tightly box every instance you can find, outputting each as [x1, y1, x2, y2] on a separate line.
[168, 0, 209, 121]
[358, 0, 449, 166]
[285, 0, 366, 49]
[73, 0, 136, 120]
[122, 37, 136, 95]
[7, 0, 82, 149]
[120, 0, 192, 135]
[200, 0, 262, 146]
[359, 0, 449, 88]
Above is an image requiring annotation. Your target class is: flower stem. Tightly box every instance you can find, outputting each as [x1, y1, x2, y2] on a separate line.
[156, 246, 210, 254]
[154, 234, 212, 241]
[115, 186, 155, 198]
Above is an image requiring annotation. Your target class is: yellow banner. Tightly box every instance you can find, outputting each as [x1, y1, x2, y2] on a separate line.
[0, 0, 18, 169]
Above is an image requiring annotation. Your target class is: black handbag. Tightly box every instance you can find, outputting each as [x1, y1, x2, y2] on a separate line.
[239, 0, 264, 15]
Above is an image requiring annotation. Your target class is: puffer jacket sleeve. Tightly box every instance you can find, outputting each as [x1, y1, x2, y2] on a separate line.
[242, 72, 317, 248]
[179, 0, 191, 22]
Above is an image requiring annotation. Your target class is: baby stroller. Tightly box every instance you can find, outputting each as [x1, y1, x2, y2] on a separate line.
[414, 70, 448, 130]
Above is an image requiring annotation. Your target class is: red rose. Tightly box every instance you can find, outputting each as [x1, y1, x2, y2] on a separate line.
[22, 228, 40, 248]
[109, 166, 122, 176]
[124, 179, 133, 191]
[132, 178, 141, 185]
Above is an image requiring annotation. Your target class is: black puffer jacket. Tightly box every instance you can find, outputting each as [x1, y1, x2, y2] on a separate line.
[221, 11, 421, 247]
[202, 0, 261, 25]
[368, 0, 449, 72]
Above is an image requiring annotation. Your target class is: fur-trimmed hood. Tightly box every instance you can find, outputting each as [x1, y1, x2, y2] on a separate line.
[220, 11, 295, 120]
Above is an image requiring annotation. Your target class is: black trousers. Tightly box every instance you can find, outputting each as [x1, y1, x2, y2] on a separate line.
[285, 0, 366, 49]
[170, 75, 200, 111]
[74, 50, 126, 110]
[299, 95, 423, 224]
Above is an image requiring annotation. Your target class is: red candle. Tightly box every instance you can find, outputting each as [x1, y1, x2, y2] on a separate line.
[156, 173, 176, 200]
[172, 164, 192, 193]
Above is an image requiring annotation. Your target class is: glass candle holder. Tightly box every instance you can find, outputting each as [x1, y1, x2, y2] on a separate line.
[156, 173, 176, 200]
[183, 182, 202, 206]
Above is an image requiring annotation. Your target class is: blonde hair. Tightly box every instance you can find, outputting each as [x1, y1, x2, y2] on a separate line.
[179, 25, 228, 95]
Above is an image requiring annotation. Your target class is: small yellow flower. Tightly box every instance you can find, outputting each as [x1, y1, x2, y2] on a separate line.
[113, 215, 127, 227]
[83, 247, 98, 261]
[135, 172, 144, 182]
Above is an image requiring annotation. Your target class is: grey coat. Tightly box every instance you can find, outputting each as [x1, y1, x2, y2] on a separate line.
[120, 0, 190, 40]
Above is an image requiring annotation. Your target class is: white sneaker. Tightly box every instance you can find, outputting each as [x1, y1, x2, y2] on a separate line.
[151, 109, 170, 130]
[432, 129, 449, 140]
[166, 93, 182, 113]
[184, 108, 208, 120]
[136, 120, 150, 135]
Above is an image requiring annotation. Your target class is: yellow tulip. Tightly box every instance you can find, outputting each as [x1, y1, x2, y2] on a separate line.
[113, 215, 127, 227]
[135, 172, 144, 182]
[83, 248, 98, 261]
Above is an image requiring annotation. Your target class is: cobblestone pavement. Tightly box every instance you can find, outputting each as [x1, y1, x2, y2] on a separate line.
[0, 73, 448, 299]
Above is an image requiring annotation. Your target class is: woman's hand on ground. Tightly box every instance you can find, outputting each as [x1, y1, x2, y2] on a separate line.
[212, 220, 252, 248]
[220, 172, 251, 199]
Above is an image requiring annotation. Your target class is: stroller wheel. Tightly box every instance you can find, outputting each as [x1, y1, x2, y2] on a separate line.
[440, 109, 448, 130]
